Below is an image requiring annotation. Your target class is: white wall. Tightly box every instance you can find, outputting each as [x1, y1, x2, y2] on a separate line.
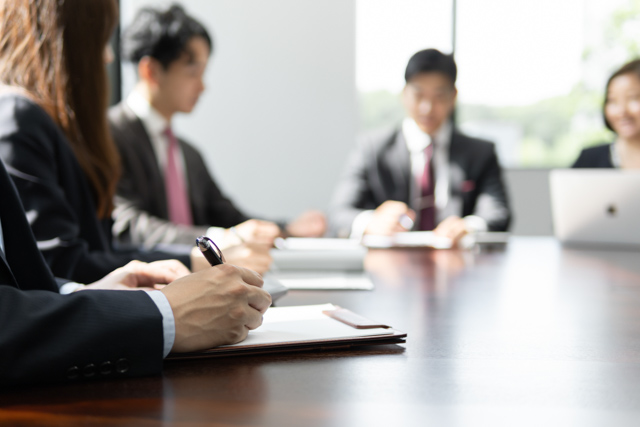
[120, 0, 357, 220]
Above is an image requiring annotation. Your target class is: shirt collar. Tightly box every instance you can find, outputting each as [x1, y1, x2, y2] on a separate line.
[126, 90, 170, 137]
[402, 118, 452, 153]
[611, 140, 622, 168]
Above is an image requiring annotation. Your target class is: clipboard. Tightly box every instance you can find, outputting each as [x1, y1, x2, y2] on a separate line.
[167, 304, 406, 360]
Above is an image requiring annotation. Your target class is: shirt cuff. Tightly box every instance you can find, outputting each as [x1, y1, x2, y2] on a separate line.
[463, 215, 488, 233]
[350, 210, 375, 239]
[146, 290, 176, 358]
[59, 282, 85, 294]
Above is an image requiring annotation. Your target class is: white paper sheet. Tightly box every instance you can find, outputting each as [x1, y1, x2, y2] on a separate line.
[223, 304, 391, 347]
[266, 272, 374, 290]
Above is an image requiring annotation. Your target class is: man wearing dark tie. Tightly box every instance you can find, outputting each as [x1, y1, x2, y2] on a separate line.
[329, 49, 511, 243]
[109, 5, 326, 252]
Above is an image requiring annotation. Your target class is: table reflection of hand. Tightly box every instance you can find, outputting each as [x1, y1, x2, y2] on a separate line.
[365, 248, 472, 288]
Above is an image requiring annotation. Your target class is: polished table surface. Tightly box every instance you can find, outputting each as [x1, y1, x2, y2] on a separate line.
[3, 237, 640, 426]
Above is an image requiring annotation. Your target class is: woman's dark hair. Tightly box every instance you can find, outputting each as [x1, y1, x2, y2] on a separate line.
[405, 49, 457, 85]
[603, 59, 640, 132]
[121, 4, 213, 69]
[0, 0, 120, 218]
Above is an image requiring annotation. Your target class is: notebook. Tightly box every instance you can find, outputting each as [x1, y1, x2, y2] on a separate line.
[167, 303, 406, 359]
[550, 169, 640, 248]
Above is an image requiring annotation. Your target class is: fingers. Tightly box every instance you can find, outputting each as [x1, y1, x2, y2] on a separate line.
[285, 210, 327, 237]
[222, 243, 273, 274]
[247, 286, 272, 314]
[366, 202, 414, 235]
[236, 219, 281, 244]
[235, 265, 264, 287]
[434, 216, 468, 243]
[244, 305, 265, 330]
[131, 260, 191, 286]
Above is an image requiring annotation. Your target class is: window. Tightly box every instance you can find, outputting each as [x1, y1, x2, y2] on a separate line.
[356, 0, 453, 130]
[357, 0, 638, 167]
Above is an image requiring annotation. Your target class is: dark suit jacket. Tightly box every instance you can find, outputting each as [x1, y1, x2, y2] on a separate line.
[329, 127, 511, 237]
[0, 158, 164, 386]
[572, 143, 615, 168]
[0, 93, 190, 283]
[108, 102, 250, 249]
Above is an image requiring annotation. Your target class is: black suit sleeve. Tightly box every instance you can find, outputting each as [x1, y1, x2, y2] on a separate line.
[0, 286, 164, 386]
[182, 143, 251, 229]
[112, 195, 210, 249]
[470, 144, 511, 231]
[0, 95, 190, 284]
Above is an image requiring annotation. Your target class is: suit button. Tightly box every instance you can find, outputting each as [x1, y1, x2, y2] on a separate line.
[116, 358, 130, 374]
[66, 366, 80, 380]
[99, 361, 113, 376]
[83, 363, 96, 378]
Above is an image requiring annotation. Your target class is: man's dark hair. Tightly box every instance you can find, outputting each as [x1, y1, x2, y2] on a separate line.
[603, 59, 640, 132]
[121, 4, 213, 68]
[404, 49, 457, 85]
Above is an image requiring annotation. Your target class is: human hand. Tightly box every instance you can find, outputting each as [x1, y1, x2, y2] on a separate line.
[222, 243, 272, 274]
[285, 210, 327, 237]
[161, 265, 272, 352]
[222, 219, 281, 247]
[433, 216, 468, 245]
[82, 260, 191, 291]
[364, 201, 416, 236]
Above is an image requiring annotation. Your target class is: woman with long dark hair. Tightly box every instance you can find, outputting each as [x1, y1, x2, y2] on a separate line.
[0, 0, 270, 283]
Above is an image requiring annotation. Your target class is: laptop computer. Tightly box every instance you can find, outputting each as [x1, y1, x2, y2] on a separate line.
[549, 169, 640, 248]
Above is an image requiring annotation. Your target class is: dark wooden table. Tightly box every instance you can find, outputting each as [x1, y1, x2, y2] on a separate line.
[3, 237, 640, 426]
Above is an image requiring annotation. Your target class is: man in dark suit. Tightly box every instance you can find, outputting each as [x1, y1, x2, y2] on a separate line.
[110, 5, 326, 251]
[329, 49, 511, 242]
[0, 157, 270, 386]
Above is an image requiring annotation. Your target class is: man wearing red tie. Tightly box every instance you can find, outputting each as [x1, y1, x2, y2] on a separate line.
[329, 49, 511, 244]
[109, 5, 326, 254]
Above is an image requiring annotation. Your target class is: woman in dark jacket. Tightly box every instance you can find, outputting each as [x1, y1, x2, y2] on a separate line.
[574, 59, 640, 169]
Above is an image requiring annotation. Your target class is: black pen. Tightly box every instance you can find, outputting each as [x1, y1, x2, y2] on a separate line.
[196, 236, 225, 266]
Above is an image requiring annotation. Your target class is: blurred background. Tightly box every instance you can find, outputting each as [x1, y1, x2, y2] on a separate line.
[113, 0, 639, 235]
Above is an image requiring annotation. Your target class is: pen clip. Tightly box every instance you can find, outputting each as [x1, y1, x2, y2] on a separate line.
[196, 236, 225, 265]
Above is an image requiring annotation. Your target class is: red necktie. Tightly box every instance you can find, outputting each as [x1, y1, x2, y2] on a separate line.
[418, 144, 436, 231]
[164, 127, 193, 226]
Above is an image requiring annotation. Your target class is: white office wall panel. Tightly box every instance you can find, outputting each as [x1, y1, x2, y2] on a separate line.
[120, 0, 357, 220]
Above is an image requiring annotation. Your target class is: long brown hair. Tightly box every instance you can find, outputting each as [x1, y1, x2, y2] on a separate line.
[0, 0, 120, 218]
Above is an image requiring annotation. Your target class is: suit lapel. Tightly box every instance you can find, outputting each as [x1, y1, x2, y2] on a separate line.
[385, 130, 411, 203]
[120, 104, 170, 218]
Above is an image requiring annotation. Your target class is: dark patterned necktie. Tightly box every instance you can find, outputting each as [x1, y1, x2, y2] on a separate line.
[418, 143, 436, 231]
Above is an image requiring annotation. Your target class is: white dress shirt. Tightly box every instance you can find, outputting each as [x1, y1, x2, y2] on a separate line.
[611, 140, 622, 168]
[350, 118, 488, 237]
